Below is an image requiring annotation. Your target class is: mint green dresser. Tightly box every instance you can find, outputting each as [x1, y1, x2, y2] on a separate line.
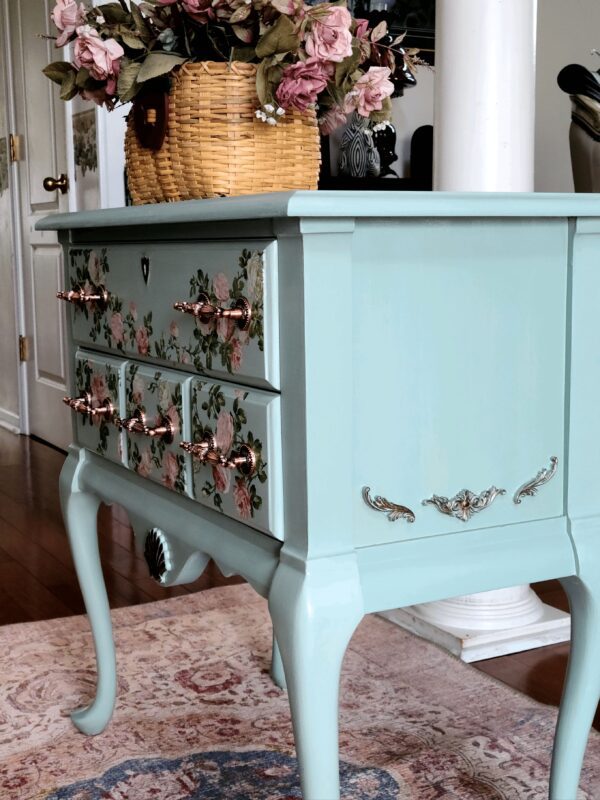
[39, 192, 600, 799]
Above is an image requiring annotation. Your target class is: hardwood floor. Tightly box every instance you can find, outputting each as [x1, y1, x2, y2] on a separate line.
[0, 427, 596, 730]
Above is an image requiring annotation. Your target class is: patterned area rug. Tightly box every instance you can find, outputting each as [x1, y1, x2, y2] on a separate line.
[0, 584, 598, 799]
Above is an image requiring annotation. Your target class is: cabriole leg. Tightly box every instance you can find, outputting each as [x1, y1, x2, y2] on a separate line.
[271, 632, 286, 690]
[550, 574, 600, 799]
[60, 458, 117, 735]
[269, 554, 363, 800]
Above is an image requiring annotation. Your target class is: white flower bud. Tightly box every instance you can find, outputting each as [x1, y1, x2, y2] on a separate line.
[264, 103, 274, 113]
[276, 107, 285, 116]
[267, 117, 277, 125]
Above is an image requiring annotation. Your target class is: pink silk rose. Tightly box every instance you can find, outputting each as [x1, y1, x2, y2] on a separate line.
[52, 0, 85, 47]
[343, 66, 394, 117]
[275, 58, 329, 113]
[319, 104, 347, 135]
[73, 26, 124, 95]
[305, 6, 353, 63]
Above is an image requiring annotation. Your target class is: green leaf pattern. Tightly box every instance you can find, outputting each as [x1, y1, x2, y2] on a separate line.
[69, 248, 265, 377]
[192, 382, 267, 521]
[125, 364, 186, 494]
[75, 357, 120, 458]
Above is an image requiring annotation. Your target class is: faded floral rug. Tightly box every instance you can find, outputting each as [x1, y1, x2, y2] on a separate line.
[0, 585, 598, 800]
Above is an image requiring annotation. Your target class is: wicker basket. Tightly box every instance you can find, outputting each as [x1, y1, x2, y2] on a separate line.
[125, 61, 321, 204]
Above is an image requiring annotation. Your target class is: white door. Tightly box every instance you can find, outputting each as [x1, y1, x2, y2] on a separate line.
[0, 10, 20, 434]
[8, 0, 72, 449]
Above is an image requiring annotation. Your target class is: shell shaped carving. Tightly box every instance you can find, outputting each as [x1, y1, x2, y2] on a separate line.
[144, 528, 172, 584]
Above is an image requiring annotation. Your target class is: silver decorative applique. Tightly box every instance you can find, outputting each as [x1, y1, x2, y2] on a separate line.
[422, 486, 506, 522]
[513, 457, 559, 505]
[362, 486, 415, 523]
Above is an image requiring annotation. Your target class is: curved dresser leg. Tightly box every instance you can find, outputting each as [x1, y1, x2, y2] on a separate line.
[60, 460, 117, 735]
[550, 574, 600, 799]
[270, 632, 287, 691]
[269, 555, 363, 800]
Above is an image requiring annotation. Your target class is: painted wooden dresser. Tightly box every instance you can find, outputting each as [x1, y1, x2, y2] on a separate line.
[39, 192, 600, 799]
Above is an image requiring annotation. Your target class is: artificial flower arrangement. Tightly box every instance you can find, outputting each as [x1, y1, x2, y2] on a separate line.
[43, 0, 420, 134]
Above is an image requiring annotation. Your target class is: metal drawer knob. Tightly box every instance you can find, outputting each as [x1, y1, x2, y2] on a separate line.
[43, 174, 69, 194]
[181, 434, 257, 477]
[116, 409, 175, 444]
[63, 392, 114, 420]
[173, 292, 251, 332]
[57, 285, 109, 306]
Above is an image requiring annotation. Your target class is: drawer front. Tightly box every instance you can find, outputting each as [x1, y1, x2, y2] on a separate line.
[73, 350, 124, 464]
[189, 379, 283, 539]
[123, 363, 190, 496]
[65, 241, 279, 390]
[352, 218, 568, 546]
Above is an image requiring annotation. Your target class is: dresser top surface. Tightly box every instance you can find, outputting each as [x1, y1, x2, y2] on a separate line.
[37, 190, 600, 231]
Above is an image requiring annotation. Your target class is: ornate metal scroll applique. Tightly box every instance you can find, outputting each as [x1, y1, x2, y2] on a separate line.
[513, 456, 558, 505]
[144, 528, 173, 584]
[362, 486, 416, 523]
[422, 486, 506, 522]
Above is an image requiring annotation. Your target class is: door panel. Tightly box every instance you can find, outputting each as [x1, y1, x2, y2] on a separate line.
[9, 0, 71, 448]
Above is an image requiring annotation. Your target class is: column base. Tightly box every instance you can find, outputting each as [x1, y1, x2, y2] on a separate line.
[379, 603, 570, 663]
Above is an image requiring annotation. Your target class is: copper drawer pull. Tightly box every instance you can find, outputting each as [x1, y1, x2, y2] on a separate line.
[173, 292, 251, 332]
[57, 286, 109, 306]
[63, 392, 115, 420]
[116, 409, 175, 444]
[180, 434, 257, 477]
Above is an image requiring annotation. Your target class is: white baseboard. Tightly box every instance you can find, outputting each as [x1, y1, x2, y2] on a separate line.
[0, 407, 21, 434]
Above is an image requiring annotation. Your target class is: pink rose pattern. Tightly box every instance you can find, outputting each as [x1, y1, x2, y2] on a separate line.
[126, 366, 185, 494]
[69, 247, 264, 381]
[192, 382, 268, 526]
[75, 358, 119, 459]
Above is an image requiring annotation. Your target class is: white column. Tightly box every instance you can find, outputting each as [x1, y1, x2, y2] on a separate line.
[381, 0, 570, 662]
[434, 0, 537, 192]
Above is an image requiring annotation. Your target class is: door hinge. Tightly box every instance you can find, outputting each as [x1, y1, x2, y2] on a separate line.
[18, 335, 30, 362]
[9, 134, 22, 163]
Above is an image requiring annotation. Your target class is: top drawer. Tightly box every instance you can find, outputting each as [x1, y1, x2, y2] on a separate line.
[64, 241, 279, 390]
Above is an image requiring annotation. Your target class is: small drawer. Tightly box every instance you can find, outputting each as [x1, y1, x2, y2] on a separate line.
[64, 241, 279, 390]
[72, 351, 124, 464]
[186, 379, 283, 539]
[123, 363, 190, 496]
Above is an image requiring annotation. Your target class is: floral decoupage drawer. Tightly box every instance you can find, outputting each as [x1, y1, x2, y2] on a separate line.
[123, 363, 191, 496]
[66, 242, 279, 390]
[74, 350, 124, 464]
[189, 379, 283, 539]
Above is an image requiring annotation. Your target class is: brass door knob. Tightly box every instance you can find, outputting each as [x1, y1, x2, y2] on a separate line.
[43, 174, 69, 194]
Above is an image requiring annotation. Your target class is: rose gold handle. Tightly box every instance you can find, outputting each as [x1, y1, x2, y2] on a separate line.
[57, 286, 110, 306]
[173, 292, 251, 332]
[116, 409, 175, 444]
[63, 392, 114, 420]
[180, 434, 257, 477]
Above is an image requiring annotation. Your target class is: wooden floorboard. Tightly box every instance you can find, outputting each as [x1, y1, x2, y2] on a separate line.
[0, 428, 596, 729]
